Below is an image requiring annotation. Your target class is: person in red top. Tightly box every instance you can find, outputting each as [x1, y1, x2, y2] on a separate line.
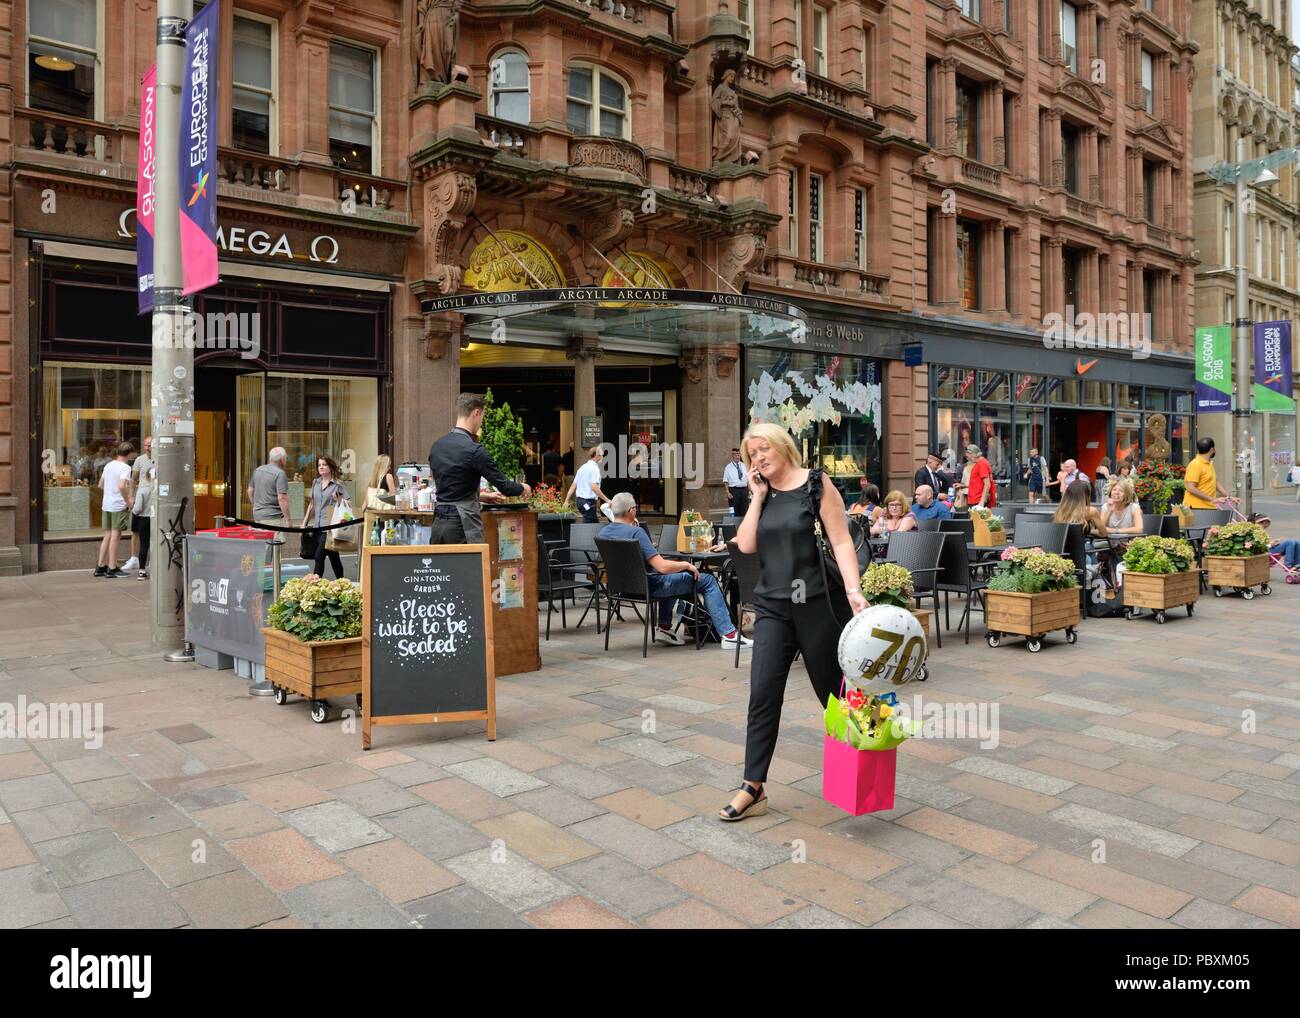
[964, 443, 996, 508]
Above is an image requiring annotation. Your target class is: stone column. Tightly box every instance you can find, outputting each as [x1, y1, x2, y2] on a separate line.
[397, 309, 463, 463]
[1047, 109, 1063, 187]
[986, 223, 1007, 313]
[678, 337, 741, 514]
[933, 210, 959, 308]
[1083, 248, 1100, 317]
[569, 332, 600, 444]
[990, 81, 1006, 166]
[291, 27, 334, 167]
[1043, 236, 1064, 319]
[1078, 3, 1096, 74]
[940, 58, 958, 151]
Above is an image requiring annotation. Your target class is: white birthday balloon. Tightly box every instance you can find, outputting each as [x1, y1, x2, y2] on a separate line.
[837, 604, 928, 688]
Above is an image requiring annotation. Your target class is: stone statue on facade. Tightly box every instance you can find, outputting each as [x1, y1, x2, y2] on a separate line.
[711, 69, 743, 166]
[415, 0, 462, 88]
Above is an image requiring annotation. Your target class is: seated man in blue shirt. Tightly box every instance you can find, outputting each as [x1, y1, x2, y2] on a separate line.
[910, 484, 953, 521]
[599, 492, 751, 649]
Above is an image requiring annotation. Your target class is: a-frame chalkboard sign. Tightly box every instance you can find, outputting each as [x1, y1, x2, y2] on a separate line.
[361, 545, 497, 749]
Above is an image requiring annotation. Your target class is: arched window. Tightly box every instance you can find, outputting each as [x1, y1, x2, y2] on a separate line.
[566, 64, 630, 139]
[489, 50, 530, 124]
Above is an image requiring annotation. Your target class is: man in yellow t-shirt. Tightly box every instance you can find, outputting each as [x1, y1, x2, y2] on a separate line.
[1183, 438, 1234, 509]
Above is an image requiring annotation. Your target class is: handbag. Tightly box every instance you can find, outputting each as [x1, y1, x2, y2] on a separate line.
[805, 469, 848, 625]
[326, 498, 359, 553]
[300, 528, 320, 560]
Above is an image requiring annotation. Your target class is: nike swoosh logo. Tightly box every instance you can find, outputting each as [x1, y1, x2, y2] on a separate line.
[1076, 358, 1098, 374]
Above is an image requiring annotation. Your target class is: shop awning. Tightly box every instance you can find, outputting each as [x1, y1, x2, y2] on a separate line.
[422, 287, 807, 351]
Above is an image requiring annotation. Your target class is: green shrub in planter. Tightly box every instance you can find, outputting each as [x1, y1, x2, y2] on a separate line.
[1122, 536, 1195, 574]
[267, 576, 362, 642]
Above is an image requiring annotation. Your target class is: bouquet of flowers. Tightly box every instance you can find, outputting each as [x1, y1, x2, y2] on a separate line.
[824, 688, 917, 751]
[267, 575, 362, 642]
[860, 562, 914, 608]
[987, 547, 1078, 593]
[1122, 535, 1196, 574]
[1203, 521, 1270, 558]
[526, 483, 573, 515]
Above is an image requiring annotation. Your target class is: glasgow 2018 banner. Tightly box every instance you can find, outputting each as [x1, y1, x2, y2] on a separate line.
[1253, 321, 1295, 414]
[1194, 325, 1232, 413]
[136, 65, 157, 314]
[179, 0, 219, 297]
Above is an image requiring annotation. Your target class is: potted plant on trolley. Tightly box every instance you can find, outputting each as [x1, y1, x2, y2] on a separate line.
[969, 506, 1006, 546]
[860, 563, 930, 680]
[263, 575, 363, 723]
[528, 483, 575, 546]
[1203, 521, 1273, 599]
[984, 547, 1080, 653]
[1121, 536, 1199, 624]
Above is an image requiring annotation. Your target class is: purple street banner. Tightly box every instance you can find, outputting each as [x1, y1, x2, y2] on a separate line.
[1254, 321, 1295, 414]
[1194, 325, 1232, 413]
[136, 65, 157, 314]
[179, 0, 219, 297]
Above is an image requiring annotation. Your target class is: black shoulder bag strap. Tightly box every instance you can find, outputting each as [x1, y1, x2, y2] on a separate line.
[805, 469, 847, 626]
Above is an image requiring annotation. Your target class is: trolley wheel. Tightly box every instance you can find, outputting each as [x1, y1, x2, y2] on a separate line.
[1241, 587, 1255, 601]
[1260, 583, 1272, 596]
[1213, 586, 1224, 597]
[1065, 628, 1078, 644]
[1154, 610, 1166, 625]
[1187, 602, 1195, 617]
[1287, 574, 1300, 585]
[1124, 607, 1136, 620]
[272, 686, 287, 705]
[916, 664, 929, 683]
[310, 700, 329, 724]
[355, 693, 363, 710]
[1026, 636, 1043, 653]
[986, 632, 1002, 648]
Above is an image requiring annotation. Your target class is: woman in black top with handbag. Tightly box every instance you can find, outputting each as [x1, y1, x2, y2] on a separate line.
[720, 423, 868, 821]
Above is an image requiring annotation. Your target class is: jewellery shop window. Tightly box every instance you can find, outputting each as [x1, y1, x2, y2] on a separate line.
[747, 348, 884, 498]
[42, 363, 150, 540]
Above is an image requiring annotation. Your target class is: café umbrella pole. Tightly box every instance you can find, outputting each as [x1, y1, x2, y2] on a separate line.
[151, 0, 196, 661]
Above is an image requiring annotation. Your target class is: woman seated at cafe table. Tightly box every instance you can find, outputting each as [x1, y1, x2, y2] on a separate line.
[1102, 477, 1144, 536]
[848, 481, 883, 524]
[1053, 480, 1110, 537]
[869, 490, 917, 537]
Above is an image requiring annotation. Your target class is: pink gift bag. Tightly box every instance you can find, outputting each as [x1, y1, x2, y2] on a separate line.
[821, 735, 897, 816]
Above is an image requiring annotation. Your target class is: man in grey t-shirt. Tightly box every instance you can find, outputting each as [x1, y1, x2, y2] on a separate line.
[248, 447, 292, 524]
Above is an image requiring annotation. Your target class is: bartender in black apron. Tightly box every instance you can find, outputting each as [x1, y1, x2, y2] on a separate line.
[427, 393, 531, 543]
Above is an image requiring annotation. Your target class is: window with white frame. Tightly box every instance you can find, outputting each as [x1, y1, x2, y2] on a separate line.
[233, 15, 275, 155]
[793, 0, 803, 62]
[566, 65, 628, 138]
[812, 6, 827, 75]
[329, 42, 377, 173]
[738, 0, 755, 55]
[489, 49, 530, 124]
[960, 0, 981, 21]
[28, 0, 98, 119]
[1140, 50, 1155, 114]
[787, 168, 798, 252]
[809, 172, 824, 261]
[1060, 2, 1079, 73]
[854, 188, 867, 269]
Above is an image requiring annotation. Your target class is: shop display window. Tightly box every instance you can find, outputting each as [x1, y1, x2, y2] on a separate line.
[42, 364, 150, 539]
[933, 366, 977, 401]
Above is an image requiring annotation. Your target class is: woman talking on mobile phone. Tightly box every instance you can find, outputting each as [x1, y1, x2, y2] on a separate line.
[719, 423, 868, 821]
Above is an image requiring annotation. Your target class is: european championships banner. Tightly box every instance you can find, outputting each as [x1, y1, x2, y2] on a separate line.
[1253, 321, 1295, 414]
[179, 0, 220, 296]
[136, 65, 157, 314]
[1195, 325, 1232, 413]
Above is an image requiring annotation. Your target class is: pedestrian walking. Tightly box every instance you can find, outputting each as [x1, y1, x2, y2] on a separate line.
[1094, 457, 1113, 503]
[1023, 447, 1048, 504]
[964, 443, 997, 508]
[720, 422, 867, 822]
[131, 452, 155, 579]
[94, 443, 133, 577]
[565, 447, 610, 523]
[308, 456, 347, 579]
[365, 454, 398, 509]
[723, 446, 749, 517]
[248, 447, 292, 525]
[1183, 438, 1235, 509]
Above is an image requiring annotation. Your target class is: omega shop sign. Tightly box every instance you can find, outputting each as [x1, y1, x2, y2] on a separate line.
[116, 206, 341, 264]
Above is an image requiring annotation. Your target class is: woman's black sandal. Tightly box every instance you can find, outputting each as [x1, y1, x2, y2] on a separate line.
[718, 781, 768, 822]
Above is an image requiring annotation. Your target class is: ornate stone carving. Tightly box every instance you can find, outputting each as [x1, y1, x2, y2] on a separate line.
[711, 69, 743, 166]
[718, 230, 767, 292]
[678, 347, 708, 384]
[415, 0, 463, 88]
[583, 207, 636, 278]
[423, 170, 476, 293]
[713, 344, 740, 379]
[569, 138, 647, 181]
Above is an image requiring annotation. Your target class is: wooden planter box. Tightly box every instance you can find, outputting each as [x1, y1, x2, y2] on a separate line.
[1123, 569, 1199, 620]
[910, 607, 931, 644]
[261, 627, 362, 708]
[985, 587, 1080, 638]
[1205, 554, 1271, 591]
[972, 513, 1007, 546]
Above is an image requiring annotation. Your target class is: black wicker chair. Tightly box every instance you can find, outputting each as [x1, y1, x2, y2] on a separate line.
[934, 531, 988, 643]
[537, 533, 601, 639]
[1012, 521, 1069, 555]
[596, 537, 704, 657]
[884, 531, 945, 647]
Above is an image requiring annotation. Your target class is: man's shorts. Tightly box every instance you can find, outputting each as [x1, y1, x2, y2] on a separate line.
[102, 509, 130, 532]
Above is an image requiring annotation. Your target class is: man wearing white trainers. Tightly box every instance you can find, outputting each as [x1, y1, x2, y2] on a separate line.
[598, 492, 751, 649]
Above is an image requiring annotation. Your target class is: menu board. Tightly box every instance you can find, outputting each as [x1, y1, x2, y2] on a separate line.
[361, 545, 496, 749]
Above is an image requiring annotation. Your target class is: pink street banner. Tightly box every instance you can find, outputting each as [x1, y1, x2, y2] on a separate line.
[179, 0, 219, 296]
[136, 65, 157, 314]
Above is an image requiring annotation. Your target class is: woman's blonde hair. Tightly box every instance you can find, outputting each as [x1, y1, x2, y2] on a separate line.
[1053, 480, 1095, 525]
[882, 489, 909, 515]
[1106, 476, 1137, 505]
[740, 423, 802, 470]
[368, 454, 392, 490]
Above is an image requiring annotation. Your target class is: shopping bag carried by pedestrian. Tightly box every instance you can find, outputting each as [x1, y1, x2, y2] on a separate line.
[326, 498, 359, 553]
[821, 686, 918, 816]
